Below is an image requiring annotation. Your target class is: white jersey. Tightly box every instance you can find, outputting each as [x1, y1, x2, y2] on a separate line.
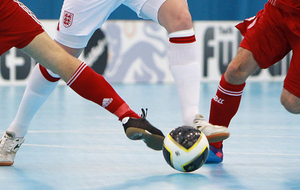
[56, 0, 166, 48]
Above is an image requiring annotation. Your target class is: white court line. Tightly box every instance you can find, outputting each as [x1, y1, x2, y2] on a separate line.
[26, 131, 300, 139]
[230, 135, 300, 138]
[225, 152, 300, 156]
[21, 144, 300, 156]
[27, 130, 120, 133]
[0, 130, 122, 134]
[22, 143, 152, 151]
[1, 131, 299, 139]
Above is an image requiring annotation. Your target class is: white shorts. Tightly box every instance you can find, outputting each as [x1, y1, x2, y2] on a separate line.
[55, 0, 166, 48]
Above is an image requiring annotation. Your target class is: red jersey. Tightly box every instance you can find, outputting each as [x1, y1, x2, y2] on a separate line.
[237, 2, 300, 98]
[268, 0, 300, 14]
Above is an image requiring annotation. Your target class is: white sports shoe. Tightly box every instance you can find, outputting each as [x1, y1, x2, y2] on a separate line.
[193, 114, 230, 143]
[0, 131, 25, 166]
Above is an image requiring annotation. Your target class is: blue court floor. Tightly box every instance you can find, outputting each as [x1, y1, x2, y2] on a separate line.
[0, 82, 299, 190]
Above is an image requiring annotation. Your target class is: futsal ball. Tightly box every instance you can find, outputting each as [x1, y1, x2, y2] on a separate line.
[162, 126, 209, 172]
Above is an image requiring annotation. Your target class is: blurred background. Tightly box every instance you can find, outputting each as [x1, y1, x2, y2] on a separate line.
[2, 0, 285, 85]
[21, 0, 265, 20]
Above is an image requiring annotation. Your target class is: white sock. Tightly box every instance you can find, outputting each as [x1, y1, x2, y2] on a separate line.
[169, 29, 200, 125]
[7, 64, 59, 137]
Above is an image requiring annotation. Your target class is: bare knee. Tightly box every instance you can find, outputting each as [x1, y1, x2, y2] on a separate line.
[165, 10, 192, 32]
[172, 10, 192, 31]
[225, 64, 247, 84]
[281, 89, 300, 114]
[224, 48, 260, 85]
[158, 0, 192, 33]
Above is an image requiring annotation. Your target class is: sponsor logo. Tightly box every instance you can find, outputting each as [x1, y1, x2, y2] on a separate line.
[213, 95, 224, 104]
[102, 98, 113, 108]
[13, 144, 21, 152]
[83, 29, 108, 75]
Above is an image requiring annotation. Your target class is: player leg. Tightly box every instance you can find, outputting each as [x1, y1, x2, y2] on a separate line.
[7, 30, 88, 139]
[52, 5, 166, 150]
[139, 0, 229, 142]
[25, 32, 165, 145]
[207, 2, 292, 163]
[158, 0, 201, 126]
[4, 0, 122, 142]
[206, 47, 259, 163]
[6, 64, 60, 138]
[53, 2, 166, 148]
[0, 0, 59, 166]
[280, 35, 300, 114]
[0, 34, 164, 166]
[281, 89, 300, 114]
[0, 0, 164, 166]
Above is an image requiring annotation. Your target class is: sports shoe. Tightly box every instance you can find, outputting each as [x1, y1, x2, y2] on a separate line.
[193, 114, 230, 143]
[0, 131, 25, 166]
[205, 145, 223, 163]
[122, 109, 165, 151]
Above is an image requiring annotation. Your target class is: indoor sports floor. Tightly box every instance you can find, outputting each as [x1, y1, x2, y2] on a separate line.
[0, 82, 299, 190]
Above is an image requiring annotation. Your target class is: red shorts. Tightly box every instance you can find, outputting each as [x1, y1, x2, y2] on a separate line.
[0, 0, 44, 56]
[236, 2, 300, 98]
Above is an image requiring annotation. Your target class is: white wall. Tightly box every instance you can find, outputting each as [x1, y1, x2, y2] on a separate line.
[0, 20, 289, 85]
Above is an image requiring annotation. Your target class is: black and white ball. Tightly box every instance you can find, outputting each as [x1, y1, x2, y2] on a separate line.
[162, 126, 209, 172]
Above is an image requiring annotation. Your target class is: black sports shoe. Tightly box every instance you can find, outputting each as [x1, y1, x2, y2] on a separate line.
[122, 109, 165, 151]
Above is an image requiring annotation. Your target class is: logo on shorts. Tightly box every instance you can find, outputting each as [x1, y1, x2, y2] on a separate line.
[63, 11, 74, 28]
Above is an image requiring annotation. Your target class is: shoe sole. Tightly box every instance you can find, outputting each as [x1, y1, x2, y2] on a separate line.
[206, 132, 230, 143]
[0, 161, 14, 166]
[125, 127, 164, 151]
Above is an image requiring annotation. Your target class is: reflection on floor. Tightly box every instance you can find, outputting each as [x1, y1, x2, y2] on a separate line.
[0, 82, 299, 190]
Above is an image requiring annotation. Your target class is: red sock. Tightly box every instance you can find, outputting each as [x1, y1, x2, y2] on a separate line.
[209, 74, 245, 148]
[39, 64, 60, 82]
[67, 62, 140, 121]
